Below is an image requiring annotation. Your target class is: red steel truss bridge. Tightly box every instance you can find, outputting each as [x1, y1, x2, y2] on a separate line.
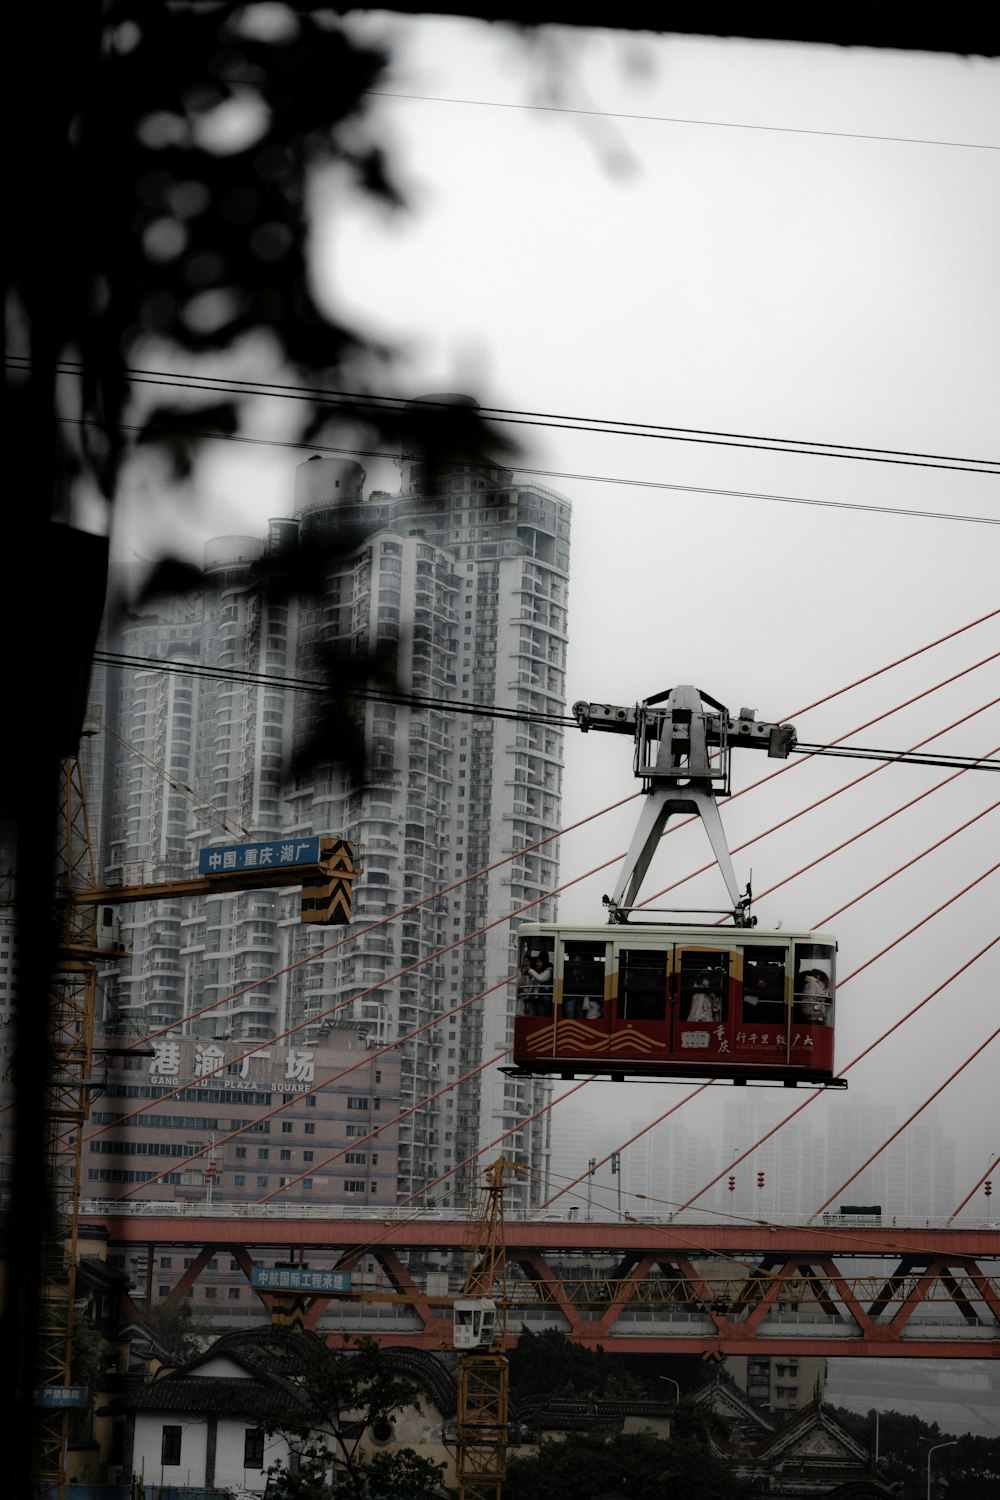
[83, 1205, 1000, 1360]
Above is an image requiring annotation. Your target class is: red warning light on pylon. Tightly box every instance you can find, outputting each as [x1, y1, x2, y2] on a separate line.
[756, 1172, 765, 1189]
[727, 1176, 736, 1192]
[986, 1180, 993, 1198]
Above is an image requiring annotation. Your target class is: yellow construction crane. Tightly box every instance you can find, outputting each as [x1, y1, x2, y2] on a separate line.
[453, 1156, 527, 1500]
[28, 751, 358, 1497]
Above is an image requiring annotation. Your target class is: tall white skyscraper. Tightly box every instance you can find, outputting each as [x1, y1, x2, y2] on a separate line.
[92, 434, 572, 1209]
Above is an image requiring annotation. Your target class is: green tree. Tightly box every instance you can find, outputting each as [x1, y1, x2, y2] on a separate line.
[505, 1425, 747, 1500]
[508, 1327, 648, 1400]
[829, 1404, 1000, 1498]
[260, 1335, 447, 1500]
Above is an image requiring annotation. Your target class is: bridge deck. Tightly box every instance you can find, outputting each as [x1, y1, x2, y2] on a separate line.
[83, 1208, 1000, 1359]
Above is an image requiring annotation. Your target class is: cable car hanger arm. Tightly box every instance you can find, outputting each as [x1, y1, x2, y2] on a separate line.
[573, 686, 796, 926]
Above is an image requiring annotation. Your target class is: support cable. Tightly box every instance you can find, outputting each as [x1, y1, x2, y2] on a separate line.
[84, 615, 1000, 1198]
[673, 931, 1000, 1217]
[808, 1025, 1000, 1221]
[639, 692, 1000, 912]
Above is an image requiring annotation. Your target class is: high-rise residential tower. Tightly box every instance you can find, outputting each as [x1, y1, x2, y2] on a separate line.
[93, 428, 572, 1209]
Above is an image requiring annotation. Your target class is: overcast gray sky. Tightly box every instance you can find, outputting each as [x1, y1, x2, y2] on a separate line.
[113, 18, 1000, 1213]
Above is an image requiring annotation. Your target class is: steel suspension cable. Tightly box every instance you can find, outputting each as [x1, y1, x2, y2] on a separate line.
[107, 977, 511, 1198]
[782, 607, 1000, 720]
[639, 686, 1000, 911]
[585, 864, 1000, 1220]
[746, 735, 1000, 908]
[94, 835, 652, 1187]
[676, 932, 1000, 1217]
[89, 609, 1000, 1196]
[947, 1153, 1000, 1222]
[113, 789, 640, 1057]
[809, 1023, 1000, 1220]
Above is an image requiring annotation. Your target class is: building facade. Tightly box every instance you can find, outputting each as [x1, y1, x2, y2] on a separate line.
[83, 1026, 398, 1211]
[90, 434, 572, 1209]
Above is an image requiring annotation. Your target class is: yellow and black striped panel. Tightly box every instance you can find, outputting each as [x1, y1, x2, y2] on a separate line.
[300, 836, 357, 925]
[270, 1293, 307, 1332]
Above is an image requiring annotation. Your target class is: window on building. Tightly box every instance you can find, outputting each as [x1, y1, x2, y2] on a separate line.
[344, 1180, 366, 1192]
[256, 1176, 267, 1188]
[161, 1426, 182, 1466]
[234, 1174, 245, 1188]
[244, 1428, 265, 1469]
[281, 1121, 293, 1134]
[257, 1148, 269, 1160]
[304, 1122, 315, 1135]
[228, 1287, 241, 1301]
[280, 1149, 292, 1161]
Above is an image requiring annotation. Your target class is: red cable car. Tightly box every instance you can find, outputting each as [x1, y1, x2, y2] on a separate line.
[506, 687, 846, 1089]
[510, 919, 839, 1086]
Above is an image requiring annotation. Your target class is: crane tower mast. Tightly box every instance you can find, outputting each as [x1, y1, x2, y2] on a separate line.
[454, 1157, 524, 1500]
[28, 751, 357, 1498]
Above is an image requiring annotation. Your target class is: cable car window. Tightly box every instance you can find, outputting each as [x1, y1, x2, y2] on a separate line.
[619, 949, 668, 1021]
[793, 943, 835, 1025]
[679, 952, 729, 1023]
[742, 946, 787, 1023]
[563, 941, 606, 1019]
[516, 937, 554, 1016]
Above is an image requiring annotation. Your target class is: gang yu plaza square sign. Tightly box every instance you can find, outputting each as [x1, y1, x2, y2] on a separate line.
[145, 1036, 319, 1093]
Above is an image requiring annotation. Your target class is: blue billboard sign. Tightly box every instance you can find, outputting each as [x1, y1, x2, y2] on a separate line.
[199, 837, 321, 878]
[251, 1266, 352, 1294]
[35, 1385, 89, 1408]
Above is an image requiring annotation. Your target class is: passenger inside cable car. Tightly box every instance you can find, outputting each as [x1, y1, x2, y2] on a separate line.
[793, 965, 832, 1025]
[516, 948, 554, 1016]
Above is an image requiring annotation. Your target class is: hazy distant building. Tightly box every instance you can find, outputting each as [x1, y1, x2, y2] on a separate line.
[89, 430, 572, 1209]
[618, 1115, 719, 1219]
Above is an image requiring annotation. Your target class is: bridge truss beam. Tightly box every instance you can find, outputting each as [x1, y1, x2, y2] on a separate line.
[90, 1212, 1000, 1359]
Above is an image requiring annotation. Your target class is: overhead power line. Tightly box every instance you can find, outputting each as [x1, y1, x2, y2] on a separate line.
[94, 650, 1000, 772]
[54, 413, 1000, 524]
[365, 89, 1000, 155]
[87, 633, 1000, 1207]
[24, 356, 999, 475]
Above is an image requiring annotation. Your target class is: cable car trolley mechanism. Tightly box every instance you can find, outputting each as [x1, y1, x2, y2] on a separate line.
[508, 686, 846, 1089]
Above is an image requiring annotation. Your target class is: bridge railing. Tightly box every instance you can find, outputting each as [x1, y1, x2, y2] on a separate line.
[77, 1199, 999, 1230]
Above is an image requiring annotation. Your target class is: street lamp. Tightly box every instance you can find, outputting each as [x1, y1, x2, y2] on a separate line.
[926, 1440, 957, 1500]
[658, 1377, 680, 1401]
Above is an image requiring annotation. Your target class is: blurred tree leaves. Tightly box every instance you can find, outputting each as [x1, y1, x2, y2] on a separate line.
[9, 0, 516, 710]
[2, 5, 514, 1492]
